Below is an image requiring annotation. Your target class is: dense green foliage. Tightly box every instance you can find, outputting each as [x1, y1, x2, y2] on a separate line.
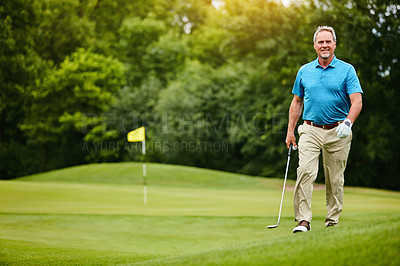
[1, 0, 399, 189]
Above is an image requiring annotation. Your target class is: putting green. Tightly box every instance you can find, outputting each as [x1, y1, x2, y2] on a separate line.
[1, 163, 399, 265]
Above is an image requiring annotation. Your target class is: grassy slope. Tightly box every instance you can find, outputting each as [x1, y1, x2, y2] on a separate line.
[146, 214, 400, 266]
[15, 162, 287, 189]
[1, 162, 399, 265]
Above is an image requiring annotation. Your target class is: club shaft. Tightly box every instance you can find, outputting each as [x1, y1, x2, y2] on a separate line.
[266, 145, 293, 229]
[276, 145, 292, 226]
[275, 152, 291, 225]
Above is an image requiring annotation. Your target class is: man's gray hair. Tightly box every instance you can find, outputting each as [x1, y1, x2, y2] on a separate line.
[313, 26, 337, 43]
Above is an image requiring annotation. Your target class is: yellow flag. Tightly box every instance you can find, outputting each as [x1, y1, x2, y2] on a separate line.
[127, 126, 145, 142]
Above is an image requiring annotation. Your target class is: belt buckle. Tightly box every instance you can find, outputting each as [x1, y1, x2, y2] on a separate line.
[322, 125, 326, 129]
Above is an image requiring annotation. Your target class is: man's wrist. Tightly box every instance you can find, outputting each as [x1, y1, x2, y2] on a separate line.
[287, 124, 296, 133]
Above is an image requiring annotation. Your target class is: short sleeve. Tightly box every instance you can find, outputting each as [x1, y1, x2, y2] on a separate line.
[292, 68, 304, 97]
[346, 66, 363, 95]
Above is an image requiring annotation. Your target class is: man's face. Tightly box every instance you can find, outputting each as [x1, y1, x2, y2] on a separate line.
[314, 30, 336, 60]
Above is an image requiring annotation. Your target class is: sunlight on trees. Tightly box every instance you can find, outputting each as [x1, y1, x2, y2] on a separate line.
[1, 0, 399, 189]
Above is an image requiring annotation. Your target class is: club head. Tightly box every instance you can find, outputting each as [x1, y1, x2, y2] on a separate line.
[266, 224, 278, 229]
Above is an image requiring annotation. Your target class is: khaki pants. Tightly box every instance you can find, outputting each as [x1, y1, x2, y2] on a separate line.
[294, 122, 352, 226]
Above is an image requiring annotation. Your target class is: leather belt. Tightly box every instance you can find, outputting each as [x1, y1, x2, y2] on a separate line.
[305, 120, 341, 130]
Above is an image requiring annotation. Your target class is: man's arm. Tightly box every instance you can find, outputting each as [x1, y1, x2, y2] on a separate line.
[336, 92, 363, 138]
[347, 92, 362, 123]
[285, 95, 304, 149]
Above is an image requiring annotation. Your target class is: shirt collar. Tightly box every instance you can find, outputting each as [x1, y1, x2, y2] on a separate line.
[315, 55, 337, 69]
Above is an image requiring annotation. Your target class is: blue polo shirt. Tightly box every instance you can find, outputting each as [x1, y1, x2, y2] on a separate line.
[292, 56, 363, 125]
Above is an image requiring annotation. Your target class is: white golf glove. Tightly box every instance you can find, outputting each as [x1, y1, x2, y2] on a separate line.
[336, 118, 352, 138]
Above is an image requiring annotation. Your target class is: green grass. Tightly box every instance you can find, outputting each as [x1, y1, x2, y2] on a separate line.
[1, 162, 399, 265]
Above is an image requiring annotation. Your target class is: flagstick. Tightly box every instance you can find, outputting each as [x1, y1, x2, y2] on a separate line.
[127, 127, 147, 205]
[142, 140, 147, 205]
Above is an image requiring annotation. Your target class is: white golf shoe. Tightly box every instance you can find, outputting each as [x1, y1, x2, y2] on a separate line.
[293, 220, 311, 233]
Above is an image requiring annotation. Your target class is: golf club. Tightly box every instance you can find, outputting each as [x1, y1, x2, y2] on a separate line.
[266, 143, 294, 229]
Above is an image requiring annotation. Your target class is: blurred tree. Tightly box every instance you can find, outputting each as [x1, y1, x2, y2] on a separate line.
[33, 0, 96, 65]
[171, 0, 214, 34]
[143, 31, 189, 85]
[88, 0, 178, 54]
[0, 0, 48, 177]
[154, 60, 243, 171]
[117, 16, 166, 86]
[1, 0, 399, 190]
[21, 48, 125, 169]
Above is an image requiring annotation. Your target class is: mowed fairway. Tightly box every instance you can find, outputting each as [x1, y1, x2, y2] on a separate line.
[1, 163, 399, 265]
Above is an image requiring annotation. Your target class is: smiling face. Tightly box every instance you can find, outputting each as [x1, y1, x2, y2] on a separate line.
[314, 30, 336, 61]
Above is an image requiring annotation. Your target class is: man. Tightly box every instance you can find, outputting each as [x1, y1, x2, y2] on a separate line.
[285, 26, 363, 233]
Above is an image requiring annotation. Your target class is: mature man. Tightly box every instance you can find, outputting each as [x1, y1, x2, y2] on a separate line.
[285, 26, 363, 233]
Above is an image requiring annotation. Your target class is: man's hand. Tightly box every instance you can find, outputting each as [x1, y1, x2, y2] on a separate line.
[336, 118, 352, 138]
[285, 132, 298, 150]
